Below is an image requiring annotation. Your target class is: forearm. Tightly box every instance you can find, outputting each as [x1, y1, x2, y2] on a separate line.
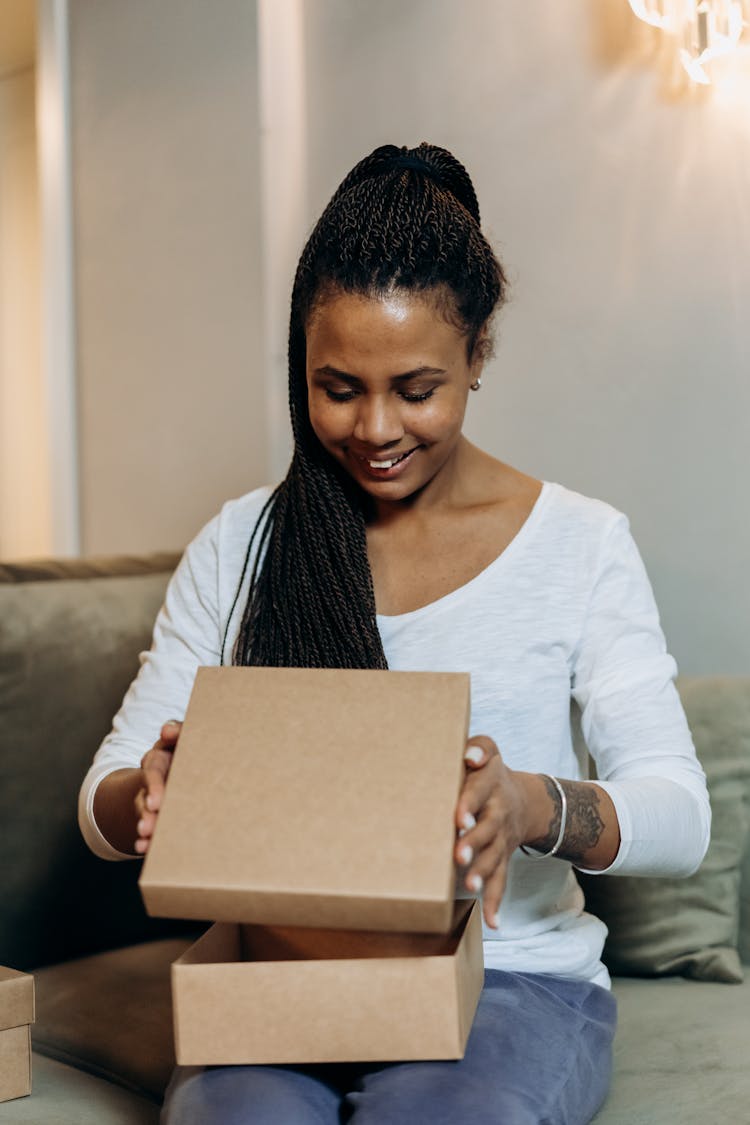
[91, 768, 145, 857]
[518, 772, 620, 870]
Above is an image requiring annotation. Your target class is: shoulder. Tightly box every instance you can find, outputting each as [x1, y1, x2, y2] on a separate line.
[543, 481, 625, 530]
[520, 482, 642, 596]
[538, 481, 629, 552]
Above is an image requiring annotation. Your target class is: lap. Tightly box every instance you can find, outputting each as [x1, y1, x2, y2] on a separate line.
[161, 971, 617, 1125]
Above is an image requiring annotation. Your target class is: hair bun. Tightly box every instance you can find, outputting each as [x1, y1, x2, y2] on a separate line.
[404, 143, 481, 225]
[331, 142, 482, 226]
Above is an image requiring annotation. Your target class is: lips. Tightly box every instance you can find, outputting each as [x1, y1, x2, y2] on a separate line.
[352, 446, 421, 478]
[362, 449, 414, 470]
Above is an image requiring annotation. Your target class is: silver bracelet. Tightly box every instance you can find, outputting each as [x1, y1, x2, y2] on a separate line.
[519, 775, 567, 859]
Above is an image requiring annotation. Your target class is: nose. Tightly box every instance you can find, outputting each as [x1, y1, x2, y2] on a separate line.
[352, 394, 404, 448]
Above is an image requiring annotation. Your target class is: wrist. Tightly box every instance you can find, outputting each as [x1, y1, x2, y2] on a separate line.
[516, 771, 558, 849]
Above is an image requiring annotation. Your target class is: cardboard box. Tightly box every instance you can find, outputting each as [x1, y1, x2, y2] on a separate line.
[141, 667, 472, 934]
[0, 967, 34, 1102]
[140, 667, 484, 1063]
[172, 901, 483, 1065]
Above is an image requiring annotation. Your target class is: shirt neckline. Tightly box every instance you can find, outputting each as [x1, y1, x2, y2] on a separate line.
[376, 480, 554, 625]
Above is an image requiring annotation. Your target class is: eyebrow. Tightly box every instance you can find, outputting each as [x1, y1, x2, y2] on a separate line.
[312, 364, 447, 383]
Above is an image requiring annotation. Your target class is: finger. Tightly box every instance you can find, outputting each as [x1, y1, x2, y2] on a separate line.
[160, 719, 182, 744]
[140, 745, 174, 812]
[143, 768, 167, 812]
[455, 737, 501, 830]
[455, 757, 503, 831]
[454, 801, 505, 866]
[462, 735, 498, 771]
[142, 756, 171, 811]
[463, 838, 509, 929]
[480, 857, 509, 930]
[134, 786, 149, 818]
[136, 808, 157, 840]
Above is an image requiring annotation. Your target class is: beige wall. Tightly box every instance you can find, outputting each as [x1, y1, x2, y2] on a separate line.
[69, 0, 265, 555]
[60, 0, 748, 672]
[0, 66, 50, 558]
[302, 0, 750, 675]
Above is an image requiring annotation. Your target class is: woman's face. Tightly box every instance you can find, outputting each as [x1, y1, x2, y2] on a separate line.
[305, 289, 483, 508]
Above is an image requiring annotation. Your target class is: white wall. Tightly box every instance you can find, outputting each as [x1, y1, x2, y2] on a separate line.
[0, 66, 50, 558]
[46, 0, 748, 672]
[68, 0, 266, 555]
[301, 0, 750, 675]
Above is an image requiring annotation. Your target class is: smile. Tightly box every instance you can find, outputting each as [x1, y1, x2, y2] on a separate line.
[352, 447, 420, 477]
[366, 449, 414, 469]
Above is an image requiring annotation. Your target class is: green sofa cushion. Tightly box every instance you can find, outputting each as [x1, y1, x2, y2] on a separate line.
[580, 677, 750, 983]
[0, 555, 186, 970]
[31, 938, 192, 1102]
[593, 976, 750, 1123]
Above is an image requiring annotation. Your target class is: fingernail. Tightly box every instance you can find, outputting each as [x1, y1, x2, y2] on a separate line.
[457, 844, 473, 866]
[137, 819, 146, 834]
[491, 913, 500, 930]
[460, 812, 477, 831]
[464, 745, 484, 765]
[145, 795, 156, 812]
[164, 719, 181, 730]
[467, 873, 483, 893]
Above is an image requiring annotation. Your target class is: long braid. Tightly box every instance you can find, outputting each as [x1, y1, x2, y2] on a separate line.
[233, 143, 507, 669]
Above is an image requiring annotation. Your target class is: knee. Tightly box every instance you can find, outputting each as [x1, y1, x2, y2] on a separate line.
[161, 1064, 339, 1125]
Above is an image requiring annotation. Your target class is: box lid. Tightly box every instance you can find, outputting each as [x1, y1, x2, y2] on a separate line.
[140, 667, 470, 933]
[0, 967, 34, 1031]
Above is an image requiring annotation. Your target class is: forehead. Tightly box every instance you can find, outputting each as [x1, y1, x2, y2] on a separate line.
[305, 290, 467, 366]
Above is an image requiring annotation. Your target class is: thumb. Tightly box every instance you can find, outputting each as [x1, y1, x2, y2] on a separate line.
[160, 719, 182, 744]
[464, 737, 495, 770]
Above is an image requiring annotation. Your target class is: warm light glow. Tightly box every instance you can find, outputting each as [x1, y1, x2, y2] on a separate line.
[628, 0, 750, 84]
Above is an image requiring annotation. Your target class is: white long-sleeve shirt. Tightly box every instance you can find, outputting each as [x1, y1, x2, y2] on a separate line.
[79, 481, 710, 987]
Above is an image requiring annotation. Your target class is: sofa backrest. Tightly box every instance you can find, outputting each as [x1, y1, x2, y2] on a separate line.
[578, 676, 750, 981]
[0, 553, 187, 970]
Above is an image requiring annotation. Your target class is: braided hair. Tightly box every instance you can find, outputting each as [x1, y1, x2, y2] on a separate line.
[232, 143, 507, 669]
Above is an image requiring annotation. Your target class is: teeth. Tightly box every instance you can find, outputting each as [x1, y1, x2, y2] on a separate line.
[367, 450, 411, 470]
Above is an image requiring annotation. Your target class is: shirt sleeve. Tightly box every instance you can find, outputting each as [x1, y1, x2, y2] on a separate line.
[78, 512, 223, 861]
[570, 513, 711, 877]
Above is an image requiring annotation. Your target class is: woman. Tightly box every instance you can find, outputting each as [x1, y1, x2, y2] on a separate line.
[80, 143, 710, 1124]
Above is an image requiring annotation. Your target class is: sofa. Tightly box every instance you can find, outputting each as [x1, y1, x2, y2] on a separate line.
[0, 553, 748, 1124]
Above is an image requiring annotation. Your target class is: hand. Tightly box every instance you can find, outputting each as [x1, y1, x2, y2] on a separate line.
[134, 720, 181, 855]
[453, 736, 528, 930]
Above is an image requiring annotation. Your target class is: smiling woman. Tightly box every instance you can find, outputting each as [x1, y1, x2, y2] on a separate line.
[80, 142, 710, 1125]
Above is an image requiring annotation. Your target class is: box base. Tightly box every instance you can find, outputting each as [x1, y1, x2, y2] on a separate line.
[172, 901, 483, 1065]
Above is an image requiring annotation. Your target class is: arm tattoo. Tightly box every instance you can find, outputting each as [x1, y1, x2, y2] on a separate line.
[557, 780, 605, 863]
[529, 777, 605, 863]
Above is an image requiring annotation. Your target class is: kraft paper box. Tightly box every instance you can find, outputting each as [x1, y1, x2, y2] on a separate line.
[0, 967, 34, 1102]
[172, 901, 482, 1065]
[141, 667, 472, 934]
[140, 667, 484, 1063]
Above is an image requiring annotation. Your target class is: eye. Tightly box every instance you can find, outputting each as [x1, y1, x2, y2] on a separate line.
[400, 388, 435, 403]
[325, 388, 357, 403]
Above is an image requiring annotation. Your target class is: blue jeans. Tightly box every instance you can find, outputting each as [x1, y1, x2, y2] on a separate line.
[161, 970, 617, 1124]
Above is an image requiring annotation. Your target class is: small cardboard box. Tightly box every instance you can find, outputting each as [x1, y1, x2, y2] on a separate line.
[140, 667, 483, 1063]
[0, 967, 34, 1102]
[172, 901, 483, 1065]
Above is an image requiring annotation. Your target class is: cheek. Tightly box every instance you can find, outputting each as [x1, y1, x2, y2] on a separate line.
[308, 396, 349, 445]
[416, 397, 467, 439]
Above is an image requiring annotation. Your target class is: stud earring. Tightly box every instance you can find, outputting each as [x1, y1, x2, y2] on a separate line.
[470, 377, 482, 391]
